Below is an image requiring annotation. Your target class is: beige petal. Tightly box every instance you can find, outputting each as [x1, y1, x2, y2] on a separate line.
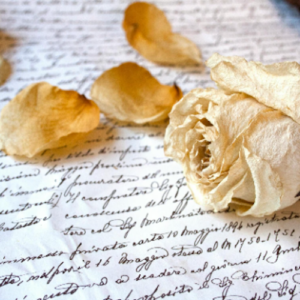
[123, 2, 201, 66]
[207, 53, 300, 125]
[0, 55, 11, 86]
[211, 146, 282, 217]
[90, 62, 183, 123]
[0, 82, 100, 157]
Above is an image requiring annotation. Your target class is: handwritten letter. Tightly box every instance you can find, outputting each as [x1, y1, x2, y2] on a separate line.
[1, 1, 300, 299]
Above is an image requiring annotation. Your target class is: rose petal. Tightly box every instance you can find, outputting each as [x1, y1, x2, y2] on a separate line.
[91, 62, 183, 124]
[0, 82, 100, 157]
[0, 55, 11, 86]
[123, 2, 201, 65]
[207, 53, 300, 125]
[242, 110, 300, 214]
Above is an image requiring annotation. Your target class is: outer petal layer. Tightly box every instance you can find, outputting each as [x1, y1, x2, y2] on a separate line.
[207, 53, 300, 125]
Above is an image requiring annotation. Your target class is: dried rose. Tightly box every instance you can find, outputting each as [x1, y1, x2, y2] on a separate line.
[123, 2, 201, 66]
[0, 82, 100, 157]
[164, 54, 300, 217]
[90, 62, 183, 124]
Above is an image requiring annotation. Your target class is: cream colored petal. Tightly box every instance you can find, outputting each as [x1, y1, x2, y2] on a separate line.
[123, 2, 201, 66]
[235, 147, 282, 217]
[194, 146, 254, 211]
[207, 53, 300, 124]
[243, 110, 300, 212]
[165, 88, 269, 174]
[211, 96, 271, 174]
[181, 135, 282, 218]
[164, 88, 219, 162]
[90, 62, 182, 124]
[165, 85, 300, 217]
[0, 82, 100, 157]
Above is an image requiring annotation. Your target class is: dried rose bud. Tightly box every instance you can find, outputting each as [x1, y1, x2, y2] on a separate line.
[165, 54, 300, 217]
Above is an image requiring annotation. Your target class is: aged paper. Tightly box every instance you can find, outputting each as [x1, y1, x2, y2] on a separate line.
[1, 1, 300, 299]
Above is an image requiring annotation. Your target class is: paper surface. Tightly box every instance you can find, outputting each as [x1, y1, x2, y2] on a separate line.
[1, 1, 300, 299]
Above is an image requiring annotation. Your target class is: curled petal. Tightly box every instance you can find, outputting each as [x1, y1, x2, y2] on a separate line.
[91, 62, 183, 124]
[207, 53, 300, 125]
[123, 2, 201, 66]
[0, 82, 100, 157]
